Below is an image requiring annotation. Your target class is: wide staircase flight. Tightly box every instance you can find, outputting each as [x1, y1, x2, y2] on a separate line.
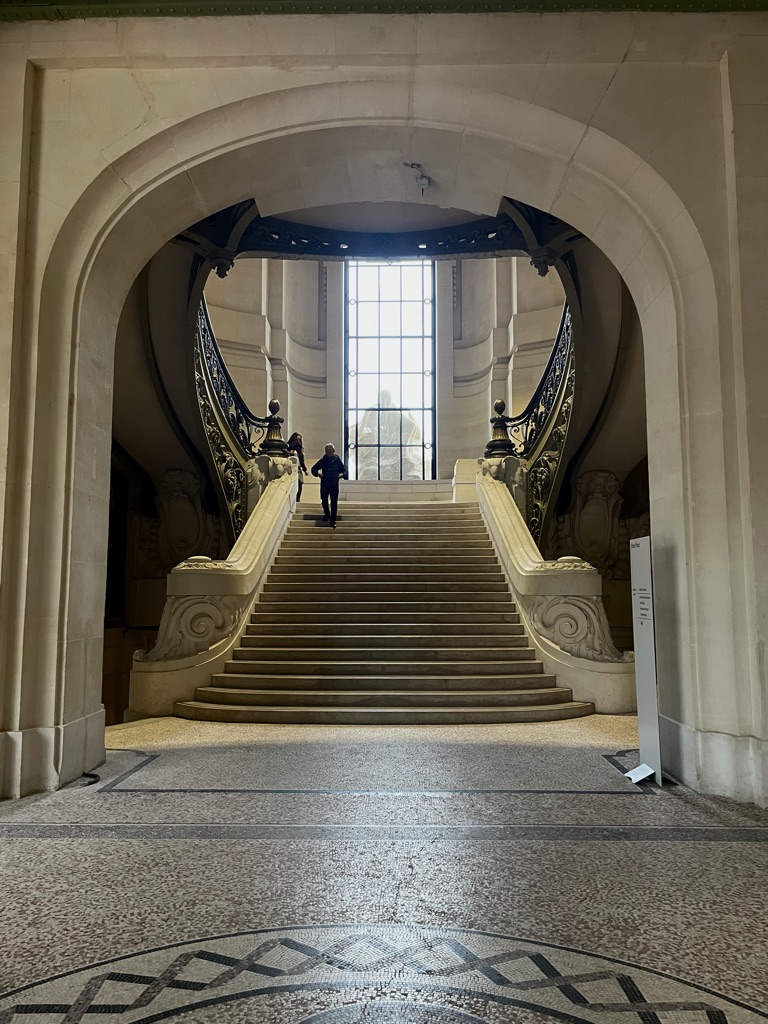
[174, 502, 595, 723]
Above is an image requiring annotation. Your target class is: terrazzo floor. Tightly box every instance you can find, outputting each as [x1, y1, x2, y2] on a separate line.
[1, 716, 766, 1023]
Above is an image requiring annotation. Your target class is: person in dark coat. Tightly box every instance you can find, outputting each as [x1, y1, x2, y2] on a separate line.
[287, 431, 308, 501]
[310, 443, 348, 528]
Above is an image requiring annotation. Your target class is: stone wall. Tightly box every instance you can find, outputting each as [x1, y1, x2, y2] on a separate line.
[0, 12, 766, 803]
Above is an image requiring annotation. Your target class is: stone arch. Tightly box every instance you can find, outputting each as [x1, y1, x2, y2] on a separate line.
[1, 78, 730, 795]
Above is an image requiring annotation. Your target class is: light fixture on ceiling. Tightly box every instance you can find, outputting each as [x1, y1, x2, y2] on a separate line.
[403, 162, 431, 197]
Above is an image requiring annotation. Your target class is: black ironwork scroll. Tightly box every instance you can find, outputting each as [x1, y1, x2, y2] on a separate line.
[485, 305, 575, 547]
[196, 300, 269, 461]
[194, 300, 290, 539]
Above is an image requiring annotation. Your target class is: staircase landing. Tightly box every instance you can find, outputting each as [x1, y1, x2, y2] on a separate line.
[174, 503, 595, 724]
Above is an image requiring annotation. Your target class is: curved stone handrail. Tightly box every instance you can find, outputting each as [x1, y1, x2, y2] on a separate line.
[477, 457, 636, 713]
[129, 456, 297, 717]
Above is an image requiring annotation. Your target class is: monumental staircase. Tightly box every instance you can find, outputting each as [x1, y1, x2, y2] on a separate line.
[173, 503, 595, 723]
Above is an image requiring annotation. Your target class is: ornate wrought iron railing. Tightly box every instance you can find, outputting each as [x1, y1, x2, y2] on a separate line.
[194, 299, 288, 539]
[485, 305, 575, 547]
[196, 300, 270, 459]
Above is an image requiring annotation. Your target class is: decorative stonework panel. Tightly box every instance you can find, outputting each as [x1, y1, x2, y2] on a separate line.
[129, 470, 226, 581]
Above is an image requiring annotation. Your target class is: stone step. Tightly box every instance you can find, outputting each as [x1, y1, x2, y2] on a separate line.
[227, 656, 542, 676]
[296, 504, 478, 514]
[274, 561, 501, 569]
[286, 528, 489, 536]
[177, 499, 594, 726]
[195, 686, 572, 708]
[173, 702, 596, 725]
[257, 592, 514, 606]
[238, 639, 532, 655]
[258, 593, 513, 607]
[212, 671, 551, 690]
[288, 516, 487, 524]
[262, 580, 509, 594]
[265, 572, 506, 584]
[240, 630, 528, 647]
[250, 610, 521, 624]
[244, 622, 526, 637]
[278, 542, 495, 553]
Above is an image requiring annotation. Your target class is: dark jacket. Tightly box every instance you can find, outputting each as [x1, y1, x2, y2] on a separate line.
[311, 453, 348, 486]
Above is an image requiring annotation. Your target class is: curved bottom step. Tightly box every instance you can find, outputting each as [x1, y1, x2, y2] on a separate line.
[173, 701, 596, 724]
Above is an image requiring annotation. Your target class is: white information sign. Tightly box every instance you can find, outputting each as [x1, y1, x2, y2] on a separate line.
[629, 537, 663, 786]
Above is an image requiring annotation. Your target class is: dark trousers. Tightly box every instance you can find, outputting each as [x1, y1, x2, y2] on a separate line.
[321, 482, 339, 524]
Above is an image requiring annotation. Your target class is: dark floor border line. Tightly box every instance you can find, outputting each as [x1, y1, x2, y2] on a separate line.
[100, 750, 160, 791]
[0, 823, 765, 840]
[2, 923, 766, 1020]
[100, 748, 655, 797]
[107, 787, 651, 795]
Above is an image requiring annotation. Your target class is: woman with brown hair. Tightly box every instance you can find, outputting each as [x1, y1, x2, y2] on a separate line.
[287, 431, 308, 501]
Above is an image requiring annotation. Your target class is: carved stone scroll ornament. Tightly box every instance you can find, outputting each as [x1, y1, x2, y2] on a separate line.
[524, 594, 633, 663]
[134, 594, 246, 662]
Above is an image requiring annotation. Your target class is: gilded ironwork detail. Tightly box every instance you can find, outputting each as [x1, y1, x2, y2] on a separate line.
[485, 305, 575, 547]
[507, 306, 572, 461]
[526, 359, 575, 546]
[193, 342, 247, 537]
[197, 302, 268, 460]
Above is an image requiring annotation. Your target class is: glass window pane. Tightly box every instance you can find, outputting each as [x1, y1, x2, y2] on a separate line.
[402, 409, 424, 442]
[422, 414, 434, 446]
[401, 302, 424, 336]
[401, 340, 422, 372]
[400, 264, 424, 301]
[423, 338, 433, 373]
[402, 446, 425, 480]
[379, 338, 400, 373]
[401, 374, 424, 408]
[378, 302, 400, 337]
[357, 338, 379, 373]
[379, 265, 401, 300]
[347, 376, 357, 408]
[356, 445, 379, 479]
[347, 410, 360, 446]
[356, 265, 379, 301]
[379, 375, 401, 407]
[357, 407, 379, 444]
[357, 373, 379, 408]
[378, 448, 402, 480]
[348, 343, 357, 373]
[356, 302, 378, 337]
[347, 303, 357, 336]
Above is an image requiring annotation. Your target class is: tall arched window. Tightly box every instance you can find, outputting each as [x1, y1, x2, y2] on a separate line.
[344, 259, 436, 480]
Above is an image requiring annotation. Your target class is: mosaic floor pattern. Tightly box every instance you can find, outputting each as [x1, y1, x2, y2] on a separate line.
[1, 718, 767, 1022]
[2, 925, 766, 1023]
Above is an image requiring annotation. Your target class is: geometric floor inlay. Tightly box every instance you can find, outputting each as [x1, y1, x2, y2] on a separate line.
[2, 925, 765, 1023]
